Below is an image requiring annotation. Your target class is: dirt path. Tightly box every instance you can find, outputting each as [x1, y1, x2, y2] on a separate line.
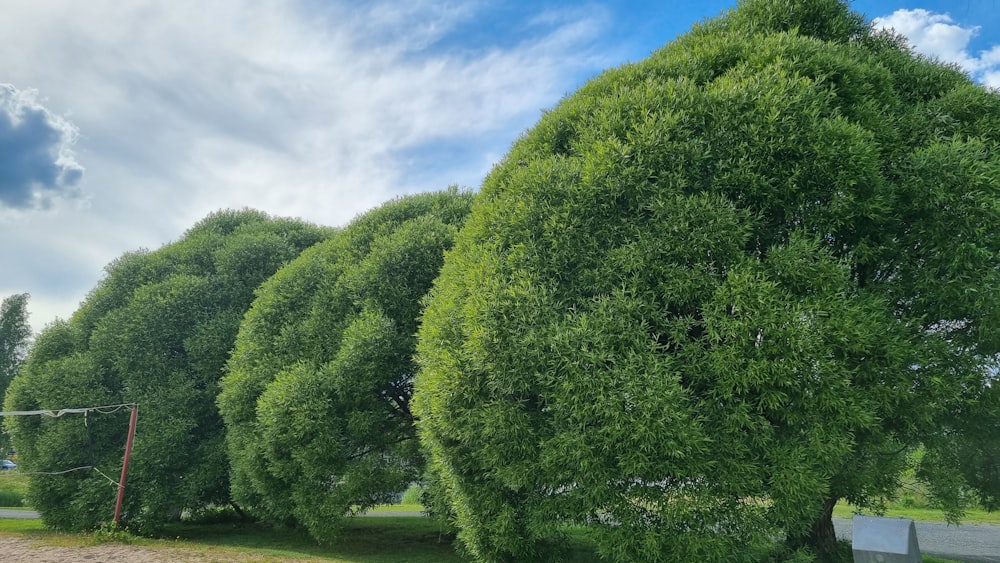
[0, 537, 315, 562]
[0, 537, 210, 562]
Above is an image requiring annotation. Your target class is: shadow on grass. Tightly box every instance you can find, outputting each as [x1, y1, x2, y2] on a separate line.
[163, 517, 605, 563]
[162, 516, 466, 563]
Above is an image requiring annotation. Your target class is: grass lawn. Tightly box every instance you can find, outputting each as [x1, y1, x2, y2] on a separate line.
[163, 517, 466, 563]
[0, 518, 45, 533]
[0, 471, 28, 507]
[0, 482, 991, 563]
[834, 501, 1000, 525]
[0, 513, 978, 563]
[0, 515, 465, 562]
[361, 503, 424, 513]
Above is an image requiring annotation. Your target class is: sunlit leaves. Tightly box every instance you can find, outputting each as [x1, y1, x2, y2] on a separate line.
[414, 0, 1000, 560]
[4, 209, 332, 532]
[218, 189, 473, 543]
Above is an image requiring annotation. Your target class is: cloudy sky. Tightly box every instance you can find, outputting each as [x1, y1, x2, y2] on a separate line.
[2, 0, 999, 333]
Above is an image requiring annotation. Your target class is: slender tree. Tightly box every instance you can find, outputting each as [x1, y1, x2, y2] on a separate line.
[414, 1, 1000, 561]
[0, 292, 31, 455]
[0, 293, 31, 397]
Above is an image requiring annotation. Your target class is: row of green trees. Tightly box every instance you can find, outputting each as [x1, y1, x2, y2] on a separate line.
[4, 1, 1000, 561]
[3, 191, 474, 534]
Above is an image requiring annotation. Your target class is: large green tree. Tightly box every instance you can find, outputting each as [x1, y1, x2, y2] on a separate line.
[4, 209, 332, 531]
[414, 1, 1000, 561]
[218, 188, 473, 543]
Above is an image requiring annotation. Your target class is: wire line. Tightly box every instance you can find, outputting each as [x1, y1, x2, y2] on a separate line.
[0, 403, 137, 418]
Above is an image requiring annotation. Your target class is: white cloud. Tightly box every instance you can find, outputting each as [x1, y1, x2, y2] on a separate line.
[982, 71, 1000, 90]
[981, 45, 1000, 67]
[0, 0, 612, 332]
[873, 9, 1000, 87]
[0, 84, 84, 210]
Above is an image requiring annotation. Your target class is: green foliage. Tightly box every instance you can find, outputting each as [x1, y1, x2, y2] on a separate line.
[4, 209, 333, 532]
[0, 471, 28, 507]
[92, 521, 138, 544]
[218, 189, 474, 543]
[0, 292, 32, 456]
[400, 483, 424, 505]
[0, 293, 31, 395]
[413, 1, 1000, 561]
[923, 383, 1000, 513]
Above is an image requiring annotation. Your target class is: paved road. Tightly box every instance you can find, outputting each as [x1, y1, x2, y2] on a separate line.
[834, 517, 1000, 562]
[0, 509, 37, 519]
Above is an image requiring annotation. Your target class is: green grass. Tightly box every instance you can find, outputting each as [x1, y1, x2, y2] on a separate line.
[0, 516, 465, 562]
[834, 501, 1000, 525]
[162, 517, 466, 563]
[0, 492, 990, 563]
[0, 518, 45, 533]
[0, 471, 28, 507]
[364, 503, 424, 513]
[0, 515, 977, 563]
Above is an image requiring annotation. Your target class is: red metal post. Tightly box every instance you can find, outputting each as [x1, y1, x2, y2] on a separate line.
[113, 406, 138, 526]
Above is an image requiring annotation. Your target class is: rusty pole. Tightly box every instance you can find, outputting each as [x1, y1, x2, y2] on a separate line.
[113, 406, 138, 526]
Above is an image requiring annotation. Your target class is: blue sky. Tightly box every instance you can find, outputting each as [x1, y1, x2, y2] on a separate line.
[1, 0, 999, 332]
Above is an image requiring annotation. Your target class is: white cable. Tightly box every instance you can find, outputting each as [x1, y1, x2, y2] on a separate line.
[0, 403, 137, 418]
[21, 466, 120, 487]
[22, 466, 93, 476]
[1, 403, 136, 484]
[91, 466, 120, 488]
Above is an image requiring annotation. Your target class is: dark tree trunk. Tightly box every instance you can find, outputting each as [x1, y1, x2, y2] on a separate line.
[789, 496, 839, 561]
[229, 501, 249, 521]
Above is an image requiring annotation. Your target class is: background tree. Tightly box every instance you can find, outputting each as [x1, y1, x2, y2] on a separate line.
[218, 188, 473, 543]
[4, 209, 332, 531]
[414, 0, 1000, 561]
[0, 292, 31, 455]
[0, 293, 31, 398]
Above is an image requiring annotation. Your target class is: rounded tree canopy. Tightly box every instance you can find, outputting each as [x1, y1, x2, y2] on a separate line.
[414, 0, 1000, 561]
[4, 209, 332, 532]
[218, 188, 474, 543]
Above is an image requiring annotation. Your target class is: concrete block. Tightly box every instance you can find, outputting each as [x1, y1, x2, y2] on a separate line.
[852, 515, 921, 563]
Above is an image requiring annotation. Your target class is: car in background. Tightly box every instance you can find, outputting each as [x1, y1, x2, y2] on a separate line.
[0, 459, 15, 470]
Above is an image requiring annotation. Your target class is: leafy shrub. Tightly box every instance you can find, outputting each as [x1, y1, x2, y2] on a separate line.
[401, 483, 424, 505]
[92, 521, 137, 544]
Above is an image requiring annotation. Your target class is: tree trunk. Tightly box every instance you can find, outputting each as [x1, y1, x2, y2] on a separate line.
[230, 501, 249, 521]
[789, 496, 839, 561]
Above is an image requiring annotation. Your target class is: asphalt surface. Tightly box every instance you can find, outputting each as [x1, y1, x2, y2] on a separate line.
[1, 510, 997, 561]
[834, 517, 1000, 562]
[0, 509, 37, 519]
